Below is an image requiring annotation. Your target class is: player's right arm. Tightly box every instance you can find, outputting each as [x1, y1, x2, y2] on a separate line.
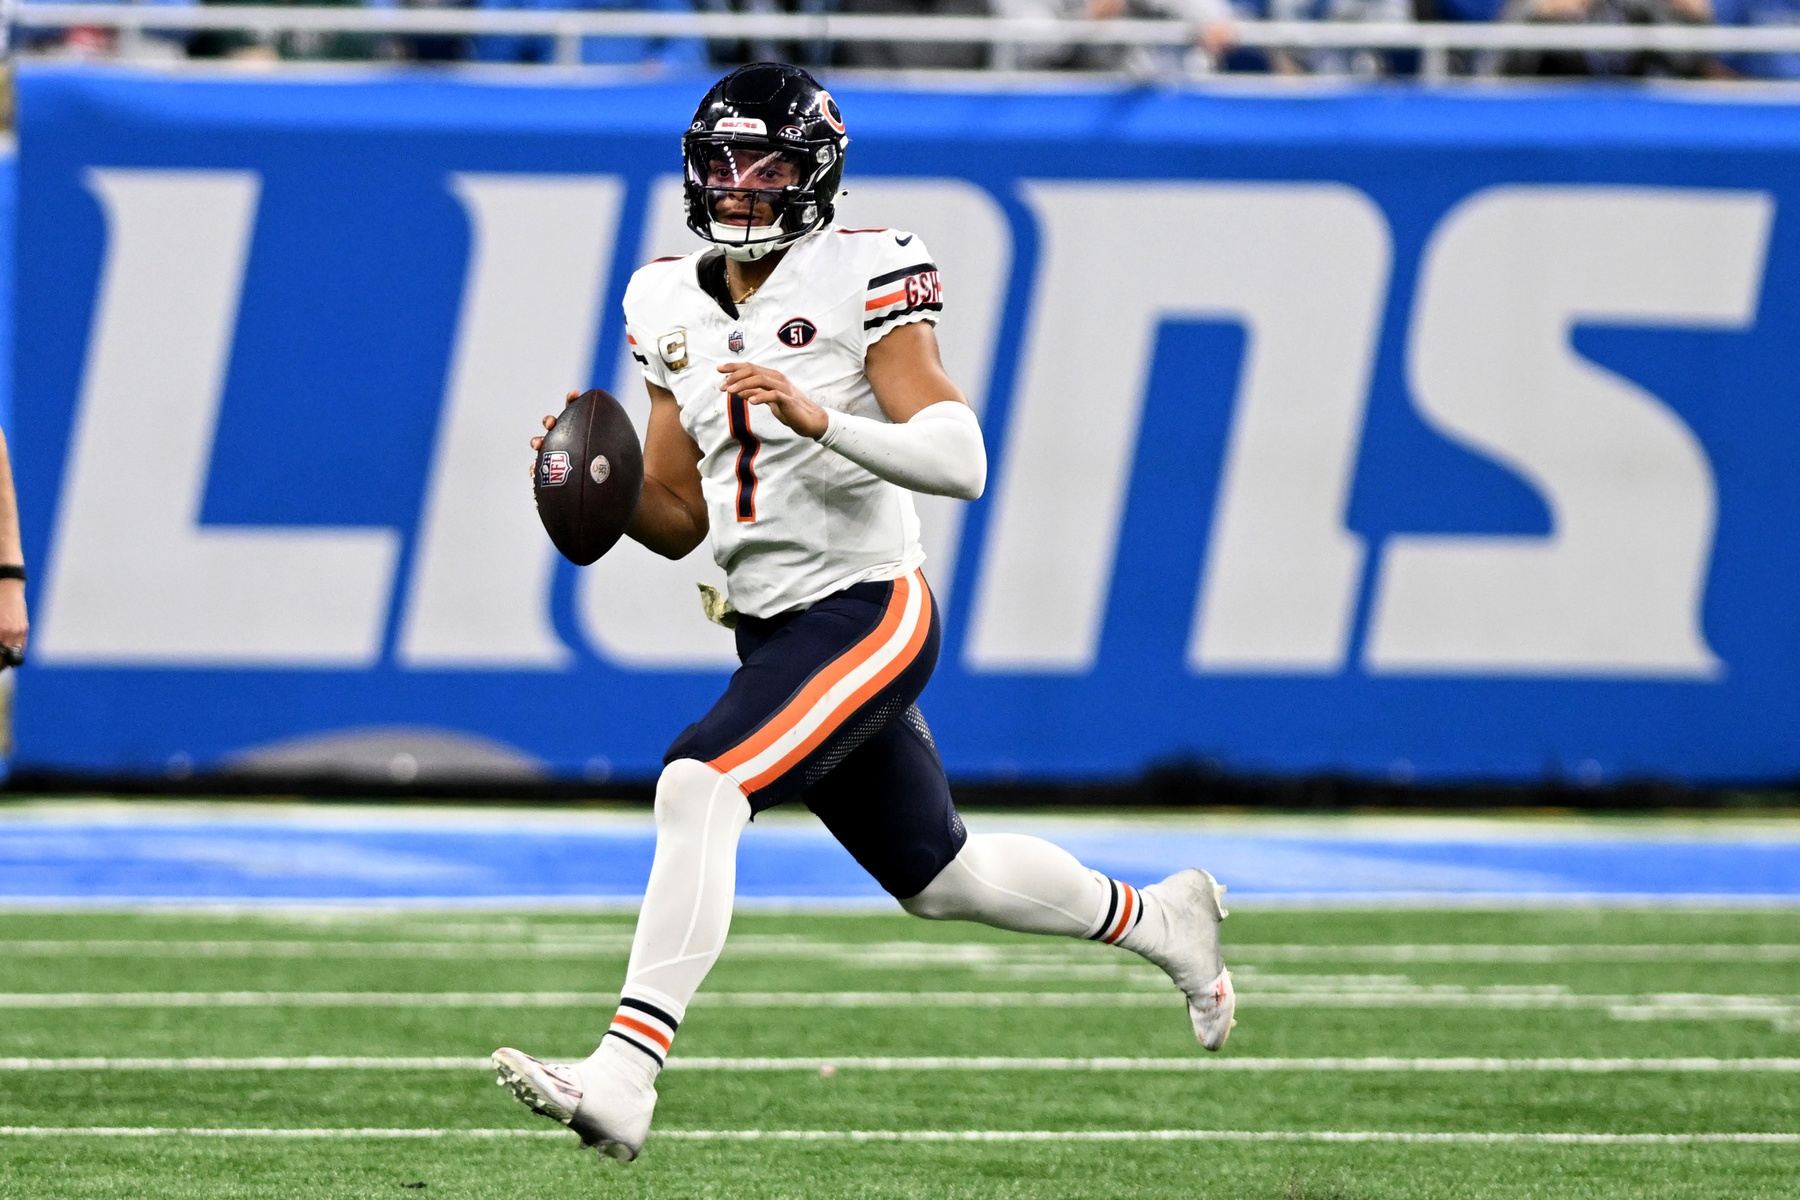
[626, 383, 708, 560]
[611, 271, 708, 558]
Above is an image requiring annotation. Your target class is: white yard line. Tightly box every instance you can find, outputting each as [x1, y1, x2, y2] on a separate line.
[4, 939, 1795, 963]
[1229, 944, 1800, 963]
[0, 1126, 1794, 1145]
[3, 894, 1798, 911]
[0, 1057, 494, 1070]
[3, 1056, 1799, 1072]
[668, 1056, 1800, 1072]
[1, 990, 1794, 1014]
[0, 940, 636, 958]
[0, 992, 631, 1008]
[0, 897, 895, 914]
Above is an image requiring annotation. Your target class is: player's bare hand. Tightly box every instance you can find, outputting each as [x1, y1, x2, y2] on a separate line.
[719, 361, 828, 440]
[530, 394, 575, 446]
[528, 391, 583, 476]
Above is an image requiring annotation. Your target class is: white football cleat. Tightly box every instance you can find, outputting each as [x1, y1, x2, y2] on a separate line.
[1125, 868, 1236, 1052]
[492, 1045, 658, 1162]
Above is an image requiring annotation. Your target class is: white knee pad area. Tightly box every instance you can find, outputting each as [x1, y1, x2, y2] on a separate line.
[653, 757, 749, 834]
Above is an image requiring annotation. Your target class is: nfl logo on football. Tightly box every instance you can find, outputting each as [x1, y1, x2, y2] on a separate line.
[538, 450, 571, 487]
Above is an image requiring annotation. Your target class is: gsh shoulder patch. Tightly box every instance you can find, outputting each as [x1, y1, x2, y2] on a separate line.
[777, 317, 818, 348]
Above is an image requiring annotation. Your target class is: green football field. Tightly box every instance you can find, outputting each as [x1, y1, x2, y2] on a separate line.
[1, 905, 1795, 1198]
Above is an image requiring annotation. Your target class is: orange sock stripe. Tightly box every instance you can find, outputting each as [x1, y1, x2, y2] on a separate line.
[611, 1014, 672, 1052]
[1104, 883, 1136, 944]
[708, 574, 928, 788]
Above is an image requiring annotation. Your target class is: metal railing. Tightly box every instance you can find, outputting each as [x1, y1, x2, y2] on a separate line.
[15, 4, 1800, 81]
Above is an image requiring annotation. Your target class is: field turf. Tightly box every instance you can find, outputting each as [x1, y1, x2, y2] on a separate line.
[0, 905, 1795, 1198]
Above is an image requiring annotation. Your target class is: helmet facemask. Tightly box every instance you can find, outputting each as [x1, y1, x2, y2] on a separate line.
[683, 136, 839, 262]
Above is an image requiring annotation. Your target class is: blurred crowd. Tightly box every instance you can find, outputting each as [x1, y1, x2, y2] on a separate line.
[23, 0, 1800, 80]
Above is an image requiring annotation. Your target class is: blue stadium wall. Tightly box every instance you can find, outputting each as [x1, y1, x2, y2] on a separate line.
[14, 68, 1800, 784]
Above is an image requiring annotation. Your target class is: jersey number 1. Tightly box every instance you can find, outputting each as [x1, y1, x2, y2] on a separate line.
[728, 393, 760, 522]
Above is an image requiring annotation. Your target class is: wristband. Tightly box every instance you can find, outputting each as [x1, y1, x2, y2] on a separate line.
[0, 565, 24, 583]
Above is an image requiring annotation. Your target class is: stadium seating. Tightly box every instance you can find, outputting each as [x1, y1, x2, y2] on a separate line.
[468, 0, 708, 66]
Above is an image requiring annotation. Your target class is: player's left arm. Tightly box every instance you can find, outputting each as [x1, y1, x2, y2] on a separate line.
[718, 321, 986, 500]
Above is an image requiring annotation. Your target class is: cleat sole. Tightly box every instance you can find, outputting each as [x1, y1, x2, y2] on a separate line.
[492, 1049, 578, 1125]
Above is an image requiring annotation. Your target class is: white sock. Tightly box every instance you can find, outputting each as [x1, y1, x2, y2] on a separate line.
[591, 758, 750, 1078]
[900, 832, 1143, 941]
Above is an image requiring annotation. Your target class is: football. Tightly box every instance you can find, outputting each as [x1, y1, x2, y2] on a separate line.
[533, 388, 645, 566]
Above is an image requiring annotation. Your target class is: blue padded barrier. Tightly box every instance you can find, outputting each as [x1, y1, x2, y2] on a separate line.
[15, 69, 1800, 784]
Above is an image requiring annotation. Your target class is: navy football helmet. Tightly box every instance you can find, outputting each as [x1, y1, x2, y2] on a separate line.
[683, 63, 848, 262]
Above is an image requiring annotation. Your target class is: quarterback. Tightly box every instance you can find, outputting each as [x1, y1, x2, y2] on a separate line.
[497, 62, 1234, 1161]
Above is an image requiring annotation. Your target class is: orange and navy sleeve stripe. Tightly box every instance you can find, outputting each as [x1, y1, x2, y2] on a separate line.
[864, 261, 942, 332]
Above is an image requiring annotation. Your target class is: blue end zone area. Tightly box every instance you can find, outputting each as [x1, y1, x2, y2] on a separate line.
[2, 804, 1796, 906]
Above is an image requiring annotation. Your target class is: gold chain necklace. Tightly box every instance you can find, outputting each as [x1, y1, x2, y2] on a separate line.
[730, 280, 760, 305]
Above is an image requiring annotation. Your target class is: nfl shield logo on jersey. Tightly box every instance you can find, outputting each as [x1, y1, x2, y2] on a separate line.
[538, 451, 571, 487]
[728, 329, 745, 354]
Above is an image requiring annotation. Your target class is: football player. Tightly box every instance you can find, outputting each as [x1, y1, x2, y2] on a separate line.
[497, 62, 1233, 1162]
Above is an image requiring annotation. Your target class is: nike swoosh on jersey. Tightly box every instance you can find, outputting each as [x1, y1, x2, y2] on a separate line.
[895, 234, 913, 245]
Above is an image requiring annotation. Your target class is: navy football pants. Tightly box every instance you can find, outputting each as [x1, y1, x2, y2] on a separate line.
[664, 569, 967, 899]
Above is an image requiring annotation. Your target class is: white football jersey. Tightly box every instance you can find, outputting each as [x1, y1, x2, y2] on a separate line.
[622, 225, 944, 619]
